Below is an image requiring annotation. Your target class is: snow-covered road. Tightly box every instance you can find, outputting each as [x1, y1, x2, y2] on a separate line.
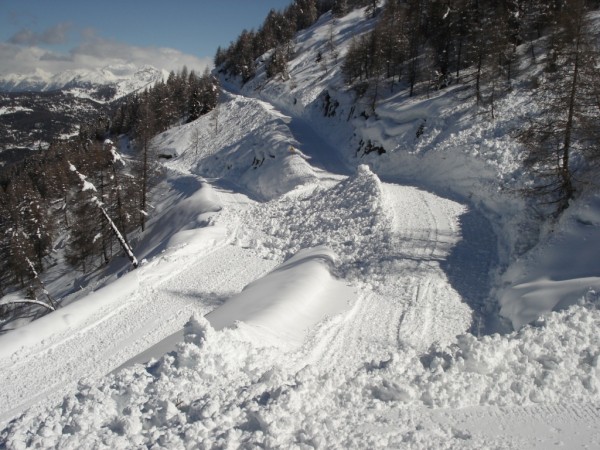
[2, 93, 599, 449]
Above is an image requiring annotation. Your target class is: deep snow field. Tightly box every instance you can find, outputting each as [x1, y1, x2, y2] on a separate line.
[2, 7, 600, 450]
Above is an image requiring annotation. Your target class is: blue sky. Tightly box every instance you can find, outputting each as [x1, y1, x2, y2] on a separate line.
[0, 0, 293, 75]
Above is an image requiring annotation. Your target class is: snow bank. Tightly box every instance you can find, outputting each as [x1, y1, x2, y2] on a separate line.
[207, 246, 355, 349]
[153, 93, 319, 200]
[500, 192, 600, 328]
[377, 299, 600, 408]
[134, 178, 223, 262]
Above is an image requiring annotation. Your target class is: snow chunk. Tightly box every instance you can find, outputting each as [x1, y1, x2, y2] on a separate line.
[243, 163, 391, 278]
[183, 314, 213, 347]
[68, 162, 96, 192]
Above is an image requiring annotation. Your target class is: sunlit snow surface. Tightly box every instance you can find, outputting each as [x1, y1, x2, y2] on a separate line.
[2, 6, 600, 450]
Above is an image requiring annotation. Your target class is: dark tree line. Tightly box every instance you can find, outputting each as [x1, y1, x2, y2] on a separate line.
[0, 136, 144, 293]
[1, 66, 220, 316]
[111, 67, 220, 137]
[215, 0, 376, 81]
[342, 0, 533, 101]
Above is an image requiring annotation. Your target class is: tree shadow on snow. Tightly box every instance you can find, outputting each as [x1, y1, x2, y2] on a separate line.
[167, 175, 203, 200]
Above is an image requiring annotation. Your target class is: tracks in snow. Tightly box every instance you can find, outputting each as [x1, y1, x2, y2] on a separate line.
[291, 183, 474, 375]
[431, 402, 600, 448]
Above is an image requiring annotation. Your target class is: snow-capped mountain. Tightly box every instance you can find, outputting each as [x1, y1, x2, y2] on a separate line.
[0, 64, 168, 153]
[0, 64, 168, 101]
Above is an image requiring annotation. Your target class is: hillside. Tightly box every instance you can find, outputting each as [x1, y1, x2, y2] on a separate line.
[232, 7, 600, 331]
[1, 4, 600, 449]
[0, 91, 111, 155]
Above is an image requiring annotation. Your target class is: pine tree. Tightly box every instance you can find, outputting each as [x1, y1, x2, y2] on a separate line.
[378, 0, 408, 85]
[134, 99, 155, 232]
[266, 46, 289, 78]
[3, 178, 44, 285]
[404, 0, 427, 96]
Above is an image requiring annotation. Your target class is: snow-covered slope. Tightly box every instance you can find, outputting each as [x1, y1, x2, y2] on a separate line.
[1, 6, 600, 450]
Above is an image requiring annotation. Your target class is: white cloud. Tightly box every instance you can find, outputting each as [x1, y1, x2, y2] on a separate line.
[0, 35, 212, 77]
[72, 37, 212, 73]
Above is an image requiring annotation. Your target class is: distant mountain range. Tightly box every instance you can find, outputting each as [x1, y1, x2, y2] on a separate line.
[0, 64, 169, 102]
[0, 64, 169, 157]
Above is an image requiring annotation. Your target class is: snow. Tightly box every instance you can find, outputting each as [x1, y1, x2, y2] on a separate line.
[68, 162, 96, 192]
[500, 191, 600, 328]
[1, 6, 600, 450]
[206, 246, 355, 349]
[104, 139, 124, 165]
[154, 92, 320, 201]
[0, 106, 33, 115]
[235, 5, 598, 332]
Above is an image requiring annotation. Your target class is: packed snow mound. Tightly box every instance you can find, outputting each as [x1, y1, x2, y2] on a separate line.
[206, 246, 355, 349]
[153, 93, 319, 200]
[134, 178, 223, 262]
[4, 299, 598, 449]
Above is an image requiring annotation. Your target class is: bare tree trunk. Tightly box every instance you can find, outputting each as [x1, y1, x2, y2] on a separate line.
[112, 166, 130, 246]
[456, 37, 463, 82]
[559, 25, 581, 212]
[26, 257, 57, 310]
[69, 163, 138, 269]
[98, 203, 139, 268]
[475, 52, 483, 106]
[140, 137, 148, 232]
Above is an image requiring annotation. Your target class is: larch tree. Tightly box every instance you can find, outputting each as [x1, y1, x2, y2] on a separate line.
[519, 0, 600, 215]
[134, 94, 156, 232]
